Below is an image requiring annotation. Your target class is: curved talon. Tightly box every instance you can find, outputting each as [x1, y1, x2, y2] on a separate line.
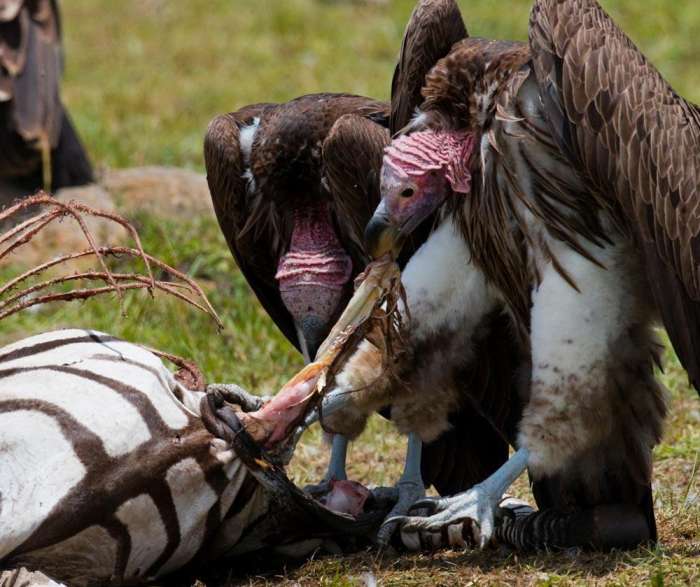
[382, 514, 409, 528]
[409, 497, 443, 515]
[371, 486, 400, 503]
[375, 478, 426, 547]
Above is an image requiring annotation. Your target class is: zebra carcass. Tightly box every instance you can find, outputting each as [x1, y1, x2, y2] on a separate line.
[0, 328, 395, 585]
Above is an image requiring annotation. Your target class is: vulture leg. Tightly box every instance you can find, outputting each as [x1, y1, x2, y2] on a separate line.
[387, 448, 529, 548]
[326, 434, 349, 481]
[304, 394, 352, 495]
[375, 432, 426, 546]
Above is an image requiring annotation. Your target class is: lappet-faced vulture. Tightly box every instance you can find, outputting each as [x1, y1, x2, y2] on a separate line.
[204, 92, 523, 539]
[0, 0, 93, 194]
[362, 0, 700, 551]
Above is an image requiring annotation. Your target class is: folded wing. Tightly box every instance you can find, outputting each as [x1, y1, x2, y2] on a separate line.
[529, 0, 700, 390]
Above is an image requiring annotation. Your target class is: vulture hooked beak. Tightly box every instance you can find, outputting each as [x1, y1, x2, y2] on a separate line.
[364, 200, 404, 260]
[295, 316, 327, 363]
[365, 162, 450, 259]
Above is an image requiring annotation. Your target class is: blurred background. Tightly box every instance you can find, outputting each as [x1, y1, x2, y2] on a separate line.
[2, 1, 699, 583]
[62, 0, 700, 170]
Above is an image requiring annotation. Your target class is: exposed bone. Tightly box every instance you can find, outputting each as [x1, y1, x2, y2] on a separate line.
[237, 256, 405, 447]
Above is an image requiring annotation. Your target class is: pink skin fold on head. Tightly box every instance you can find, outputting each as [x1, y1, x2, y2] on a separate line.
[383, 130, 475, 194]
[275, 203, 352, 291]
[275, 203, 353, 326]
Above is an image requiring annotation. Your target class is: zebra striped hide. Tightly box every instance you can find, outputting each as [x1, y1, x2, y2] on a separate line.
[0, 329, 283, 585]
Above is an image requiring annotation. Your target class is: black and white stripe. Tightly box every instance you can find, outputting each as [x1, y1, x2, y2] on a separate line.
[0, 329, 267, 585]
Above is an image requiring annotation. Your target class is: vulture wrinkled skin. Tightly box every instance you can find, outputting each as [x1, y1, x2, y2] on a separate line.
[0, 0, 93, 193]
[203, 92, 521, 505]
[363, 0, 700, 551]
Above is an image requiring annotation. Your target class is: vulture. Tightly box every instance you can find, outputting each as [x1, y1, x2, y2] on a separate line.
[363, 0, 699, 550]
[204, 92, 523, 543]
[0, 0, 92, 195]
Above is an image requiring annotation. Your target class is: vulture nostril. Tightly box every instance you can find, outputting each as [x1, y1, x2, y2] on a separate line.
[400, 188, 415, 199]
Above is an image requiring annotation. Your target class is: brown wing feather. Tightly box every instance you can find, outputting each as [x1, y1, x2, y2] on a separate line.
[204, 105, 301, 348]
[390, 0, 467, 134]
[322, 113, 389, 263]
[529, 0, 700, 390]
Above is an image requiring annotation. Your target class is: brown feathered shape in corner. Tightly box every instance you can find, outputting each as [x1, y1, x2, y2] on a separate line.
[204, 91, 523, 510]
[364, 0, 700, 551]
[0, 0, 93, 194]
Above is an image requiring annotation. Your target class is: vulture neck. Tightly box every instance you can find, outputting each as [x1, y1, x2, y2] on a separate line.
[401, 218, 497, 343]
[276, 203, 352, 291]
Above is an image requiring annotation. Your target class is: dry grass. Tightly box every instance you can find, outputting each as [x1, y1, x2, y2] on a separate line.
[264, 346, 700, 587]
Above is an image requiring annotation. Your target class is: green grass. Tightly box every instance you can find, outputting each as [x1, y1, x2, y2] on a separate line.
[61, 0, 700, 172]
[3, 0, 700, 584]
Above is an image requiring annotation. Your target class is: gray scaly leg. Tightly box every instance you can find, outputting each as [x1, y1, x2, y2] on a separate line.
[375, 432, 426, 546]
[388, 448, 529, 548]
[325, 434, 349, 481]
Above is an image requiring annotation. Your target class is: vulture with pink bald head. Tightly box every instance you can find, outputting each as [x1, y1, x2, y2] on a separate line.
[363, 0, 700, 551]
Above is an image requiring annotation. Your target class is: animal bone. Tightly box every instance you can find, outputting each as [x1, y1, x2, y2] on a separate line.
[235, 256, 405, 448]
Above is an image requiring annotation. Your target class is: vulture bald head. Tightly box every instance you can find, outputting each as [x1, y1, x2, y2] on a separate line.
[205, 93, 391, 360]
[366, 38, 529, 264]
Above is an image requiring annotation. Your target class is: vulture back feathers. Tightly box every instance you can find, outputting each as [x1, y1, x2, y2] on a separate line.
[390, 0, 468, 134]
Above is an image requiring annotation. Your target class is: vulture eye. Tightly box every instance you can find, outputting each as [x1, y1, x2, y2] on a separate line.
[400, 188, 415, 199]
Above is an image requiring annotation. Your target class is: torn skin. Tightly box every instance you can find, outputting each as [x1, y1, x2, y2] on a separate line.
[236, 366, 322, 449]
[321, 480, 370, 517]
[237, 257, 403, 450]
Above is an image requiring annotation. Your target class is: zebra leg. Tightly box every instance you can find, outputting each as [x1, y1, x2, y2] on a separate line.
[0, 568, 67, 587]
[496, 502, 653, 552]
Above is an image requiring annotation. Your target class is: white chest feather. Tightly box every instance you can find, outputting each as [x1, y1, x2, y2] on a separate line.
[401, 219, 496, 342]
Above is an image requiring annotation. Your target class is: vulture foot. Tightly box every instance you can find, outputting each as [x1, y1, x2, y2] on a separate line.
[376, 432, 426, 546]
[387, 483, 499, 549]
[386, 448, 529, 550]
[375, 476, 426, 546]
